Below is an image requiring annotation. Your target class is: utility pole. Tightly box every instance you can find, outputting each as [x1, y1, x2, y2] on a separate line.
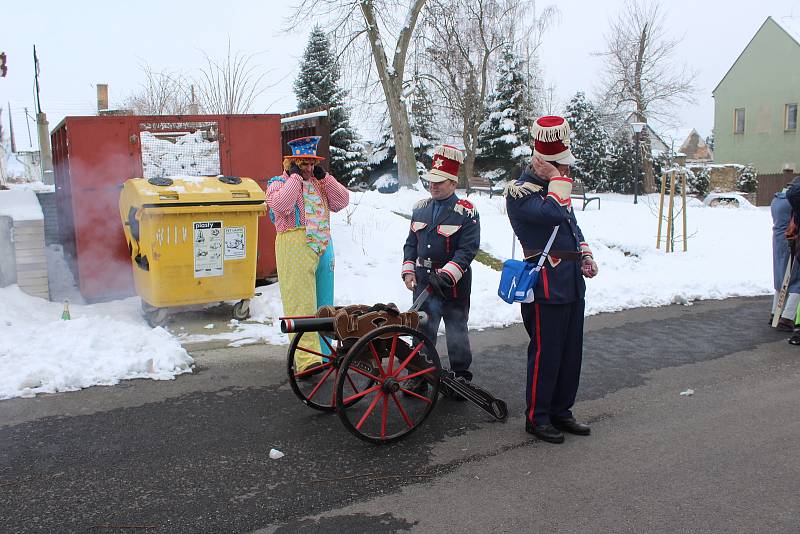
[23, 107, 34, 146]
[8, 102, 16, 153]
[33, 45, 54, 184]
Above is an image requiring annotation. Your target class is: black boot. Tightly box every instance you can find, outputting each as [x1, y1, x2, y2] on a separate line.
[525, 421, 564, 444]
[552, 417, 591, 436]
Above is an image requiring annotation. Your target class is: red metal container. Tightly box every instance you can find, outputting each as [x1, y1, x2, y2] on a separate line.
[52, 114, 282, 301]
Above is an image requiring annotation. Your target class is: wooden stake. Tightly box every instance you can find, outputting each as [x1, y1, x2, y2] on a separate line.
[681, 171, 688, 252]
[666, 171, 677, 253]
[656, 172, 667, 249]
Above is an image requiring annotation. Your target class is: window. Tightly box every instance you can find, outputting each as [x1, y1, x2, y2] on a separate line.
[786, 103, 798, 131]
[734, 108, 745, 134]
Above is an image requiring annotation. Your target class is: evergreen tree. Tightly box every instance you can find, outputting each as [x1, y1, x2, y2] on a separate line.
[737, 163, 758, 193]
[685, 166, 708, 196]
[564, 92, 611, 191]
[368, 117, 397, 178]
[408, 77, 437, 172]
[294, 26, 367, 185]
[476, 45, 532, 182]
[607, 130, 642, 194]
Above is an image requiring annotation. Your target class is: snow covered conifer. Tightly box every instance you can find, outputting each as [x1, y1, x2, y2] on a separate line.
[476, 45, 532, 182]
[408, 77, 437, 172]
[294, 26, 368, 185]
[737, 163, 758, 193]
[607, 130, 641, 193]
[564, 92, 611, 191]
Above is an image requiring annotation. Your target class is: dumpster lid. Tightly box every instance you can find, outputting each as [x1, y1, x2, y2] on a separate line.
[123, 175, 265, 207]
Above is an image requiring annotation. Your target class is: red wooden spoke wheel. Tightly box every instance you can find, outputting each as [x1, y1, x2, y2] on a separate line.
[335, 325, 441, 444]
[286, 331, 374, 412]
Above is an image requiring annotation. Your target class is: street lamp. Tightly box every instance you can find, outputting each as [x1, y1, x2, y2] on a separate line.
[630, 121, 646, 205]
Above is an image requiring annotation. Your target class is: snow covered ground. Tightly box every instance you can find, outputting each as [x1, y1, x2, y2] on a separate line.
[0, 187, 773, 400]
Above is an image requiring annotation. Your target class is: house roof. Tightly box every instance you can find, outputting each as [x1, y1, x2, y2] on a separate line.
[713, 16, 800, 95]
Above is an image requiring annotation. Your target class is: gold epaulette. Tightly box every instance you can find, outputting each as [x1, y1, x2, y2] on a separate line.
[504, 182, 543, 199]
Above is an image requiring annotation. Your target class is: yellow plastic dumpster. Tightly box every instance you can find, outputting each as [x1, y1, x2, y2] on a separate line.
[119, 175, 266, 326]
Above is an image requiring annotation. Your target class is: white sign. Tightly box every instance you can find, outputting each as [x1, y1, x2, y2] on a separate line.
[224, 226, 246, 260]
[193, 221, 223, 278]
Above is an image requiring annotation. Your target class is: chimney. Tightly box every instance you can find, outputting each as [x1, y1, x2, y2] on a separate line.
[96, 84, 109, 113]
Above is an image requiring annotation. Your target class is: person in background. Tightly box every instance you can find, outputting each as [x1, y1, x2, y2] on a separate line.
[402, 145, 480, 393]
[267, 136, 349, 372]
[505, 115, 598, 444]
[770, 179, 800, 333]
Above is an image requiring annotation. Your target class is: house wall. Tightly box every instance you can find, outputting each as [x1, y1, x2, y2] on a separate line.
[713, 18, 800, 174]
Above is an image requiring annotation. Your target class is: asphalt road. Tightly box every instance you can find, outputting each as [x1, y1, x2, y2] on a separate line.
[1, 296, 798, 533]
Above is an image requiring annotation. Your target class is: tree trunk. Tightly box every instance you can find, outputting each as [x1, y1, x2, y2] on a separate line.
[641, 130, 655, 193]
[360, 0, 427, 188]
[387, 97, 418, 187]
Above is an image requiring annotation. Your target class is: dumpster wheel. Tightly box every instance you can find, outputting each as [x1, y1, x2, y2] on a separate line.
[232, 299, 251, 321]
[143, 307, 170, 328]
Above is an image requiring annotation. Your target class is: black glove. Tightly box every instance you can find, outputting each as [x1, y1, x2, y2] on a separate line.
[313, 164, 326, 180]
[428, 271, 453, 299]
[289, 163, 301, 176]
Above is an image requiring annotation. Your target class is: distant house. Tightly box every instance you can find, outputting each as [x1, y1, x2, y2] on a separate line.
[623, 113, 670, 155]
[678, 129, 713, 162]
[712, 16, 800, 174]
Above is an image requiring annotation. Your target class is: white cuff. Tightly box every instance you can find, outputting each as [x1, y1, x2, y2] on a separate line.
[439, 261, 464, 284]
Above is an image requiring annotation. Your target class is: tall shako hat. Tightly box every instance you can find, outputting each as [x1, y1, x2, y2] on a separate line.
[532, 115, 576, 166]
[426, 145, 465, 182]
[284, 136, 325, 161]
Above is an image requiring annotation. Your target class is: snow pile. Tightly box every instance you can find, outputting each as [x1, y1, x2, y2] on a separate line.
[0, 189, 44, 221]
[0, 186, 774, 400]
[0, 286, 193, 400]
[140, 130, 220, 179]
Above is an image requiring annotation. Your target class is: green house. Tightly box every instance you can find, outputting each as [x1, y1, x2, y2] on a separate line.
[712, 17, 800, 174]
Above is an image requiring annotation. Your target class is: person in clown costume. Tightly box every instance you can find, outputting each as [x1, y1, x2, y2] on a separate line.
[267, 136, 349, 372]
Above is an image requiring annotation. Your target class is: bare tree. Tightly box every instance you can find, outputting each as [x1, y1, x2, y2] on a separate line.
[123, 64, 194, 115]
[597, 0, 696, 193]
[196, 40, 269, 114]
[420, 0, 553, 186]
[294, 0, 427, 187]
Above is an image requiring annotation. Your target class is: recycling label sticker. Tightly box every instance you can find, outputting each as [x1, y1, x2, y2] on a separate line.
[193, 221, 223, 277]
[224, 226, 246, 260]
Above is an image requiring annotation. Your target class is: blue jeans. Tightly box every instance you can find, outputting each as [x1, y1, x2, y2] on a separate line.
[415, 291, 473, 380]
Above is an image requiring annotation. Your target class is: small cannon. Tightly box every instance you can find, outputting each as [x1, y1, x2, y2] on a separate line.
[282, 293, 508, 444]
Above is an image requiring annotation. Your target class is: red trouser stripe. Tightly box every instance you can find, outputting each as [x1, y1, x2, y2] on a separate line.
[528, 303, 542, 423]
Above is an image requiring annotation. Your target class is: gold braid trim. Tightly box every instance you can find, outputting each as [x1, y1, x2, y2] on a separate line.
[503, 182, 543, 199]
[413, 198, 431, 210]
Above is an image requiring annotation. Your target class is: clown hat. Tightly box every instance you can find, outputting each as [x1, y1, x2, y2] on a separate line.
[284, 136, 325, 161]
[426, 145, 465, 182]
[532, 116, 576, 166]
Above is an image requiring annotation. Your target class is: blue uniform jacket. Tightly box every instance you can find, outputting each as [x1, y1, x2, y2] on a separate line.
[505, 169, 590, 304]
[402, 194, 480, 302]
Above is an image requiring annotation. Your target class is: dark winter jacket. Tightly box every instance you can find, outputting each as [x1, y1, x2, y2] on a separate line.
[505, 169, 590, 304]
[402, 194, 480, 302]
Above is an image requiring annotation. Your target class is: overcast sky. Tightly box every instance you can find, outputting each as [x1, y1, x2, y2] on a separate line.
[3, 0, 799, 151]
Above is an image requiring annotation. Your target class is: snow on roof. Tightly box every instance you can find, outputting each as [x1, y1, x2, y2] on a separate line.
[0, 189, 44, 221]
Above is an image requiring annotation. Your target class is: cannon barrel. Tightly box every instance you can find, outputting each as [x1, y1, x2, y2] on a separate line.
[281, 317, 335, 334]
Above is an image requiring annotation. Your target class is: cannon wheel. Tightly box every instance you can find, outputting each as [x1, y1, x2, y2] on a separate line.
[335, 325, 441, 444]
[287, 331, 375, 412]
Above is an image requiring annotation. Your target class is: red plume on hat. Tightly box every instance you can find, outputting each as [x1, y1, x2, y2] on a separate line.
[532, 115, 576, 166]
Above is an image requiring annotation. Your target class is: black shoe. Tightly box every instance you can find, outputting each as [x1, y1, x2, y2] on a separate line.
[789, 333, 800, 346]
[552, 417, 591, 436]
[525, 421, 564, 444]
[776, 317, 795, 332]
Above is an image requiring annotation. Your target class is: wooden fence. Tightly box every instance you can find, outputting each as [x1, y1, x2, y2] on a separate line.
[757, 171, 797, 206]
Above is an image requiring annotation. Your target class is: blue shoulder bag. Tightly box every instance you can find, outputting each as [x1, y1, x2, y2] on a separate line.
[498, 226, 559, 304]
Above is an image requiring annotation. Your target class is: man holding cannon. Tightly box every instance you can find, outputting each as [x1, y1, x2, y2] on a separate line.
[505, 115, 599, 444]
[401, 145, 481, 392]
